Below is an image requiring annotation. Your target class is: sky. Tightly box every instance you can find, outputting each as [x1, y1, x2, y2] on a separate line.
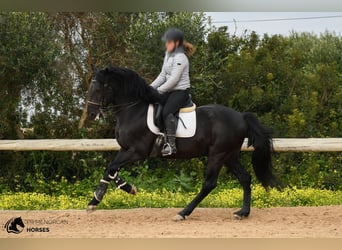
[205, 12, 342, 36]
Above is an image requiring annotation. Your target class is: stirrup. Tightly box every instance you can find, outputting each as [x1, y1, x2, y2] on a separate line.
[161, 143, 174, 156]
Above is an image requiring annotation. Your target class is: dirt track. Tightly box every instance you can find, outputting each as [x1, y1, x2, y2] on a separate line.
[1, 206, 342, 238]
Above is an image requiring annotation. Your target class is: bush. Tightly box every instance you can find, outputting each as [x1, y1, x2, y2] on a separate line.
[0, 185, 341, 210]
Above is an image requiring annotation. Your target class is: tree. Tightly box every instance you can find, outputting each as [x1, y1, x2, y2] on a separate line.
[0, 12, 61, 139]
[49, 12, 133, 129]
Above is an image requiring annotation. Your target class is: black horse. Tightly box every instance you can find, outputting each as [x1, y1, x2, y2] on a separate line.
[87, 66, 281, 220]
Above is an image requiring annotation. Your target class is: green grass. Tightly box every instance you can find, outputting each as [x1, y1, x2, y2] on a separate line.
[1, 185, 341, 210]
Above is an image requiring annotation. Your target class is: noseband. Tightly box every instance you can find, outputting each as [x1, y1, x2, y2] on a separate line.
[87, 100, 105, 120]
[87, 100, 101, 107]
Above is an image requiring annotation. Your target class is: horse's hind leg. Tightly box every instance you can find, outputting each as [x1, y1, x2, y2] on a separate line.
[175, 153, 225, 221]
[227, 159, 252, 219]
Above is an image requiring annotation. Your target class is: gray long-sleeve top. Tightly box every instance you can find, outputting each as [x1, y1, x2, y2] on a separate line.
[151, 47, 190, 93]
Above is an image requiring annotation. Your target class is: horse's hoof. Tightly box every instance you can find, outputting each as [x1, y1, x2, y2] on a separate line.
[130, 185, 137, 195]
[87, 205, 97, 213]
[173, 214, 185, 222]
[233, 212, 249, 220]
[233, 214, 243, 220]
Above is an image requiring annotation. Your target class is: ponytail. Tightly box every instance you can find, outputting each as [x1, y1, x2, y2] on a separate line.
[183, 41, 196, 57]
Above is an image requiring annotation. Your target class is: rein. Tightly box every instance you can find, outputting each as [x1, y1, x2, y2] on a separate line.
[87, 100, 141, 117]
[111, 101, 141, 114]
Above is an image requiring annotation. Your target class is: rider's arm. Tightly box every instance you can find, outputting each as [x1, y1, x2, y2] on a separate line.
[151, 70, 166, 89]
[151, 55, 167, 89]
[157, 53, 188, 94]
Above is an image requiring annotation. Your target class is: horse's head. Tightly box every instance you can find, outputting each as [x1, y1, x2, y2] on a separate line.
[14, 217, 25, 228]
[87, 66, 113, 120]
[5, 217, 25, 234]
[87, 65, 161, 120]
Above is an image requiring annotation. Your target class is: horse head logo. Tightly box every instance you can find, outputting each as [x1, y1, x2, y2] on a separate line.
[4, 217, 25, 234]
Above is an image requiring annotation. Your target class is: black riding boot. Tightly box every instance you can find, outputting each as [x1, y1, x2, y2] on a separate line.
[161, 114, 177, 156]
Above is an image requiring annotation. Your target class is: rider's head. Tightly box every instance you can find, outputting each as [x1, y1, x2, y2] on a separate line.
[162, 28, 184, 53]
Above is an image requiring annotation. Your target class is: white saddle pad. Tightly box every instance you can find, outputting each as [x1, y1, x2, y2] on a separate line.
[147, 104, 196, 138]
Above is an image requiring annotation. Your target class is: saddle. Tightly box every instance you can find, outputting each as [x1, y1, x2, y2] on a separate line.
[153, 95, 196, 131]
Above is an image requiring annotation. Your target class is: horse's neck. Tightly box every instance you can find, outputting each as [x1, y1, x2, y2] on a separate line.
[115, 102, 149, 125]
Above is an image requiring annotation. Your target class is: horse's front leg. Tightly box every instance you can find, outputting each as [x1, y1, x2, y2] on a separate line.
[87, 149, 143, 211]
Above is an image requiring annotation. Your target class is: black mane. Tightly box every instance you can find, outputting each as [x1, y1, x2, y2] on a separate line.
[97, 66, 162, 104]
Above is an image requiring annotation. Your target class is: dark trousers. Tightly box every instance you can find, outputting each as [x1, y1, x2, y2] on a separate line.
[161, 89, 190, 121]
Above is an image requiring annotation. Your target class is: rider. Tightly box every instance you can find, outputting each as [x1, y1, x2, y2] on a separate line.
[151, 28, 195, 156]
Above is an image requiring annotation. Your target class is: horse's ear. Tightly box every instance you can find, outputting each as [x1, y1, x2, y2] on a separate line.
[105, 65, 111, 73]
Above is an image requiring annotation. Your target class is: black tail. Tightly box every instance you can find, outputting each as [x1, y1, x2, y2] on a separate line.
[243, 112, 282, 189]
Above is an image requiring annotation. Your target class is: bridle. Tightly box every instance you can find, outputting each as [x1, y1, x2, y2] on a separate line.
[87, 79, 141, 118]
[87, 78, 105, 110]
[87, 100, 105, 119]
[87, 99, 141, 119]
[87, 100, 102, 107]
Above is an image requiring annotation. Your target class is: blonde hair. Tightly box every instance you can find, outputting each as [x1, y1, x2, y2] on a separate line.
[183, 41, 196, 57]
